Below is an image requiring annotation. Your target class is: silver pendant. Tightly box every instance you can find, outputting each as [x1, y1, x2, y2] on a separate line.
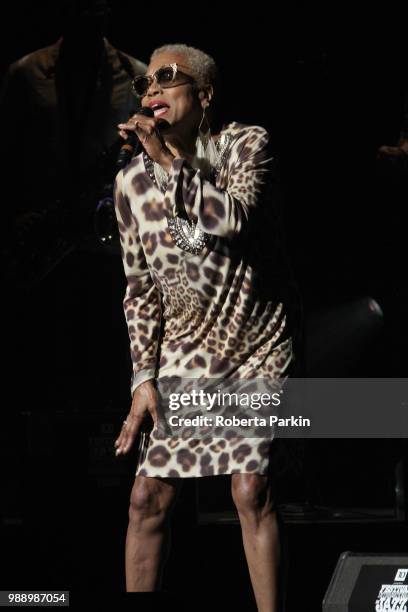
[166, 215, 210, 255]
[143, 132, 232, 256]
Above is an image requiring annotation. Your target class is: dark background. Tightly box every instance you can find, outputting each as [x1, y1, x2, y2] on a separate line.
[1, 2, 407, 610]
[2, 2, 407, 349]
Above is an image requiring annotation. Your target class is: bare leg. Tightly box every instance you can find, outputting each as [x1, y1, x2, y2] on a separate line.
[231, 473, 281, 612]
[125, 475, 182, 591]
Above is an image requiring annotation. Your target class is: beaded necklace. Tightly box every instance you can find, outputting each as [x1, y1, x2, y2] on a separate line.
[143, 132, 232, 255]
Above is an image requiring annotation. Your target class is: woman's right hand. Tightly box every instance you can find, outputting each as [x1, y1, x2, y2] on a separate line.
[117, 113, 175, 171]
[114, 380, 158, 456]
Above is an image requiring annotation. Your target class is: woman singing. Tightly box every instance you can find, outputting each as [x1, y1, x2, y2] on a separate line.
[113, 43, 295, 611]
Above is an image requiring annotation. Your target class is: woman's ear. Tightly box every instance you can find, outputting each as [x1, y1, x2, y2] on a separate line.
[198, 85, 214, 109]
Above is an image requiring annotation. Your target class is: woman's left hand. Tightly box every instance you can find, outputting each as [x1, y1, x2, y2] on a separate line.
[118, 113, 175, 171]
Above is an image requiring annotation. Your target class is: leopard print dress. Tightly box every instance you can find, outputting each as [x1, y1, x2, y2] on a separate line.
[113, 121, 294, 478]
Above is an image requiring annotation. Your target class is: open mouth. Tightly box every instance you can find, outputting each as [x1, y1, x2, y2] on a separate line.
[149, 102, 170, 118]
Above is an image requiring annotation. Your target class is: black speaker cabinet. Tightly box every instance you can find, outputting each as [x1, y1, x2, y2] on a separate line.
[323, 551, 408, 611]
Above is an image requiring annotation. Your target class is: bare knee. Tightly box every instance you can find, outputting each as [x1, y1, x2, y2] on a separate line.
[129, 476, 177, 529]
[231, 473, 275, 522]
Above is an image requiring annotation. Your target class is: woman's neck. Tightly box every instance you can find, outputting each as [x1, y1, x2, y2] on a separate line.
[164, 131, 220, 164]
[164, 131, 197, 162]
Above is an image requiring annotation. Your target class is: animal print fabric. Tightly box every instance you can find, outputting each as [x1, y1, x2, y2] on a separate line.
[113, 122, 294, 478]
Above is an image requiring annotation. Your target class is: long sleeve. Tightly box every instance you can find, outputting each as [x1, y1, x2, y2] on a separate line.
[163, 126, 272, 240]
[113, 169, 162, 396]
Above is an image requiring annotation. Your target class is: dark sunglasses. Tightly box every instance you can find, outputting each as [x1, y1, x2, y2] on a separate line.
[131, 62, 195, 98]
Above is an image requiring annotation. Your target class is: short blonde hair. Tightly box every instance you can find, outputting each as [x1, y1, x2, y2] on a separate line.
[150, 43, 218, 90]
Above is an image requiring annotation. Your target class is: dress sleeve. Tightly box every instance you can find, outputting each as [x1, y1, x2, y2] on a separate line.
[113, 169, 162, 397]
[163, 126, 272, 240]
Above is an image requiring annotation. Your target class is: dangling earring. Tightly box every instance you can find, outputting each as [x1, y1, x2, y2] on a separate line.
[197, 107, 211, 148]
[194, 105, 221, 176]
